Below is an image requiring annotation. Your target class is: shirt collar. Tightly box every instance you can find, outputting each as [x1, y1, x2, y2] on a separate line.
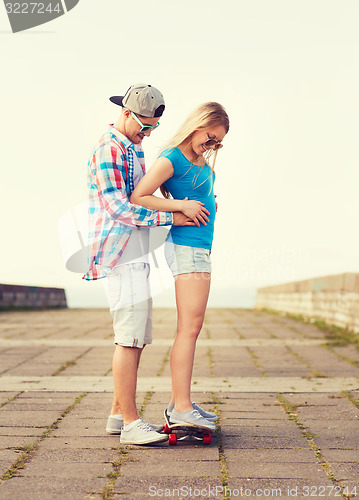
[109, 124, 134, 150]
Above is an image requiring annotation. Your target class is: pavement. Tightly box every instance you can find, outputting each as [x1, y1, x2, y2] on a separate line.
[0, 307, 358, 500]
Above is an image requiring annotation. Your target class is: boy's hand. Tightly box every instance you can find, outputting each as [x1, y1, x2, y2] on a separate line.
[181, 197, 209, 226]
[173, 212, 196, 226]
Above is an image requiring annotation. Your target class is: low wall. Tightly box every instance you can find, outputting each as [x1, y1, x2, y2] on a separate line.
[255, 273, 359, 333]
[0, 284, 67, 309]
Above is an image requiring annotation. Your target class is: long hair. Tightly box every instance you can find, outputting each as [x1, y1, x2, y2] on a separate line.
[160, 102, 230, 198]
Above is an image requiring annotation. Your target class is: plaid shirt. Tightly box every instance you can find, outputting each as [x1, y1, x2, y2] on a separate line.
[83, 125, 173, 281]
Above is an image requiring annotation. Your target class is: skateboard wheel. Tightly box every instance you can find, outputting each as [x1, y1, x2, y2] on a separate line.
[164, 424, 171, 434]
[203, 433, 211, 445]
[169, 434, 177, 445]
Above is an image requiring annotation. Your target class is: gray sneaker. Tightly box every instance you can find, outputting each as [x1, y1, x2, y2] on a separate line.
[120, 419, 168, 445]
[106, 415, 123, 434]
[106, 416, 163, 434]
[166, 402, 218, 422]
[192, 402, 218, 422]
[169, 409, 215, 431]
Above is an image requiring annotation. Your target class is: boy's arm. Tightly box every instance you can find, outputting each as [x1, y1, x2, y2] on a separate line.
[94, 144, 172, 227]
[130, 157, 210, 226]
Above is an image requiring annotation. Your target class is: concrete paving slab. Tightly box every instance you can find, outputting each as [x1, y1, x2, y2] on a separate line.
[0, 410, 62, 427]
[314, 436, 359, 450]
[222, 435, 307, 449]
[226, 478, 335, 498]
[0, 393, 18, 406]
[18, 461, 112, 478]
[114, 477, 224, 498]
[0, 476, 107, 496]
[2, 375, 358, 393]
[227, 462, 327, 480]
[38, 436, 120, 450]
[0, 436, 38, 449]
[0, 426, 45, 436]
[321, 449, 359, 462]
[328, 463, 359, 480]
[0, 307, 358, 499]
[225, 449, 316, 463]
[120, 457, 220, 478]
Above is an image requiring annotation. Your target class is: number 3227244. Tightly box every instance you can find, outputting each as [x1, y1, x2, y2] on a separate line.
[5, 3, 61, 14]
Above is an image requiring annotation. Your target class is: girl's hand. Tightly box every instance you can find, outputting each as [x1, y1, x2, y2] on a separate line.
[182, 197, 210, 227]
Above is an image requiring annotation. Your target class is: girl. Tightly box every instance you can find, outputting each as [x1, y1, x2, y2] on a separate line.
[130, 102, 229, 430]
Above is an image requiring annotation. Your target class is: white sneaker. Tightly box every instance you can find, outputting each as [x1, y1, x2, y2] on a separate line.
[120, 419, 168, 445]
[106, 416, 164, 435]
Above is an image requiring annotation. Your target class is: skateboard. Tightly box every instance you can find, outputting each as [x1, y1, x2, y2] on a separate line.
[163, 409, 212, 446]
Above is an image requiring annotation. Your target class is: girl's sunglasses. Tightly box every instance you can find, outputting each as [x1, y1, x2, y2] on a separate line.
[129, 110, 160, 133]
[204, 138, 223, 150]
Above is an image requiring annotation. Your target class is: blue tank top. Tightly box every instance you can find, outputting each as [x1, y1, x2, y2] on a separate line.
[159, 147, 216, 249]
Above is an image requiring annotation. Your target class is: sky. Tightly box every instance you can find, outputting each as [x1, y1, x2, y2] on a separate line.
[1, 0, 358, 308]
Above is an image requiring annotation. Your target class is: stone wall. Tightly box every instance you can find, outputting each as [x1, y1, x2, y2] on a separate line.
[0, 284, 67, 309]
[255, 273, 359, 333]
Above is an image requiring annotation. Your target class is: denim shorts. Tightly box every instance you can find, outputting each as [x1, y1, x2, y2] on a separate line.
[164, 242, 212, 276]
[102, 262, 152, 348]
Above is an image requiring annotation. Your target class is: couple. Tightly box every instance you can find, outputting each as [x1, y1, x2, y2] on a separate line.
[83, 84, 229, 445]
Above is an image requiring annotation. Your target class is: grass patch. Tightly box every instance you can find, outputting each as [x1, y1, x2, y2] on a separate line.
[212, 392, 231, 499]
[101, 447, 134, 500]
[0, 392, 23, 409]
[51, 348, 92, 376]
[207, 347, 214, 377]
[260, 309, 359, 348]
[246, 347, 267, 376]
[277, 394, 350, 496]
[285, 346, 326, 377]
[138, 391, 154, 418]
[156, 346, 171, 377]
[323, 345, 359, 368]
[341, 391, 359, 408]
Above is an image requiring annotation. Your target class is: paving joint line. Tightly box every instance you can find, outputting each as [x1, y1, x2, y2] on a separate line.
[0, 346, 51, 376]
[324, 344, 359, 370]
[212, 392, 230, 500]
[340, 391, 359, 408]
[0, 391, 24, 409]
[277, 394, 352, 500]
[245, 347, 268, 377]
[51, 347, 93, 376]
[285, 345, 326, 378]
[0, 392, 88, 485]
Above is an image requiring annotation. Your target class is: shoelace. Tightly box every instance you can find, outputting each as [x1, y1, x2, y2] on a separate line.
[191, 409, 203, 420]
[138, 419, 154, 432]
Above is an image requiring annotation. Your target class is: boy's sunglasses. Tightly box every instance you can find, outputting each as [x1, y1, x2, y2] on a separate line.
[204, 138, 223, 150]
[129, 110, 160, 133]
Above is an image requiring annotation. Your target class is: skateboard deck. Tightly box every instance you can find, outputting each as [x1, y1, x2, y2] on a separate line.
[163, 409, 212, 445]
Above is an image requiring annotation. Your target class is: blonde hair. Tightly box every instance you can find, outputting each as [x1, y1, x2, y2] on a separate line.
[160, 102, 229, 198]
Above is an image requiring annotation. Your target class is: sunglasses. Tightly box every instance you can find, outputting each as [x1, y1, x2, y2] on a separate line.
[129, 110, 160, 133]
[204, 137, 223, 150]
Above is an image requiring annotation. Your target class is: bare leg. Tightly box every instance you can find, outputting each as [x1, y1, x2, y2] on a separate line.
[111, 345, 144, 426]
[170, 273, 211, 412]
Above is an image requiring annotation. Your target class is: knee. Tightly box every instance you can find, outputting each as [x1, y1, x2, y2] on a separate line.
[177, 320, 204, 340]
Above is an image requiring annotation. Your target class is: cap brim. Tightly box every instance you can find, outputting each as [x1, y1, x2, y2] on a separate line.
[109, 96, 124, 106]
